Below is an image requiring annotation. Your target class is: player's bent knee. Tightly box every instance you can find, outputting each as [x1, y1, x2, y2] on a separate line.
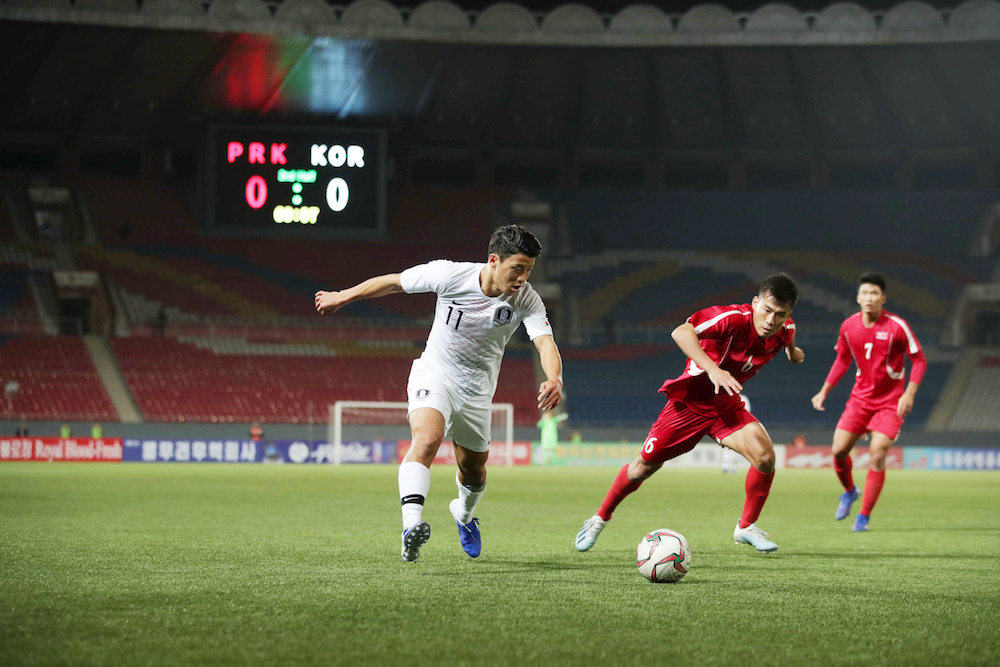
[404, 436, 443, 465]
[628, 457, 660, 481]
[869, 450, 888, 471]
[755, 457, 775, 474]
[457, 462, 486, 486]
[749, 446, 775, 473]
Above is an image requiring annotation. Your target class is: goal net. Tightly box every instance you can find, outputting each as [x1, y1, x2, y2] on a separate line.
[328, 401, 516, 466]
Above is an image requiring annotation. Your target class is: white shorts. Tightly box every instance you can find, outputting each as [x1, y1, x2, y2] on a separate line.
[406, 359, 492, 453]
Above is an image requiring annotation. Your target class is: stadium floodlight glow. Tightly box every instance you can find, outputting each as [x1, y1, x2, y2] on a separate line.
[329, 401, 515, 466]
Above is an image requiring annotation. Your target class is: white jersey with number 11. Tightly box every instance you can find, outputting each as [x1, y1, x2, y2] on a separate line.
[399, 260, 553, 403]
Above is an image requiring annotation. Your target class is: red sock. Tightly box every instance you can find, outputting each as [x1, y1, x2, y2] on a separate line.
[738, 467, 774, 529]
[834, 456, 855, 492]
[860, 469, 886, 517]
[597, 465, 643, 521]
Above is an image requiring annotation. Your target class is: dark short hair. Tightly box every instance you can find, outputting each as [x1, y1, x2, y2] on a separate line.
[858, 272, 886, 292]
[488, 224, 541, 260]
[759, 272, 798, 308]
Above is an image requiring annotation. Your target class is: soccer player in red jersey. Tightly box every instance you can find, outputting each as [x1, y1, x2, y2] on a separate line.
[575, 273, 805, 553]
[811, 272, 926, 532]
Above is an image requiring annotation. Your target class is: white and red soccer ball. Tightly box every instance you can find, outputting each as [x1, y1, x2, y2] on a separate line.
[636, 529, 691, 583]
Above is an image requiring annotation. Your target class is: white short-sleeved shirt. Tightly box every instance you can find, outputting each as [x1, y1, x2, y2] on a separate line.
[400, 260, 553, 403]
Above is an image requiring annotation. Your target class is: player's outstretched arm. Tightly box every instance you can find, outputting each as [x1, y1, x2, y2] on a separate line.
[814, 330, 852, 409]
[315, 273, 404, 315]
[533, 334, 564, 410]
[671, 323, 742, 396]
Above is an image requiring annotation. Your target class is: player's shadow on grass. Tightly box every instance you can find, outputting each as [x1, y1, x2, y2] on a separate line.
[485, 557, 602, 572]
[789, 551, 997, 560]
[867, 527, 1000, 535]
[480, 557, 715, 586]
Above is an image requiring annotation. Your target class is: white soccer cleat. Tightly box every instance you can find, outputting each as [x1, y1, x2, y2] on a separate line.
[575, 514, 607, 552]
[733, 521, 778, 553]
[401, 521, 431, 562]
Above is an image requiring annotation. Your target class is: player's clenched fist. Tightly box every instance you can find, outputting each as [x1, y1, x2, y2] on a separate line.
[315, 290, 344, 315]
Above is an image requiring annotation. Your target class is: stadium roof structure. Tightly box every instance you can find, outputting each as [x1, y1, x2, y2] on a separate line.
[3, 0, 1000, 47]
[1, 1, 999, 158]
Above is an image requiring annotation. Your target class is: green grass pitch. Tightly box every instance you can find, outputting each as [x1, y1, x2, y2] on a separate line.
[2, 463, 999, 666]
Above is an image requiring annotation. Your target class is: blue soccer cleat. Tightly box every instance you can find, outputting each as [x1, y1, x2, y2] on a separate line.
[401, 521, 431, 562]
[852, 514, 870, 532]
[456, 518, 482, 558]
[835, 486, 861, 521]
[734, 521, 778, 553]
[450, 498, 482, 558]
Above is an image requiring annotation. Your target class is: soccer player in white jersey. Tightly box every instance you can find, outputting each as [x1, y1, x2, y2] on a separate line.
[315, 225, 564, 562]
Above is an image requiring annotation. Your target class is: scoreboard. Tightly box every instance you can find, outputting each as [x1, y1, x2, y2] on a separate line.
[207, 125, 386, 237]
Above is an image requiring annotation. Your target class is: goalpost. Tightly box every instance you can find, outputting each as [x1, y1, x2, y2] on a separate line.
[329, 401, 516, 466]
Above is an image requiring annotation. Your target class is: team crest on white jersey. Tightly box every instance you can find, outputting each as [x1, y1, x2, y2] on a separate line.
[493, 306, 514, 326]
[416, 388, 430, 399]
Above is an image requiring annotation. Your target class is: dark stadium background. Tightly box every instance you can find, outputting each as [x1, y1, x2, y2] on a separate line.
[1, 0, 999, 447]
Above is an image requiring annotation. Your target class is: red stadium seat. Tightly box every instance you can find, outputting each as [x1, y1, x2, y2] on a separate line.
[109, 336, 539, 426]
[0, 335, 118, 421]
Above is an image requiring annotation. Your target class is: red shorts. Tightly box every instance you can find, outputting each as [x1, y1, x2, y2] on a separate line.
[641, 400, 758, 464]
[836, 398, 903, 440]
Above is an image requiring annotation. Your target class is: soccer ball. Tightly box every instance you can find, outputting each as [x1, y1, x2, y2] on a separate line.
[636, 529, 691, 583]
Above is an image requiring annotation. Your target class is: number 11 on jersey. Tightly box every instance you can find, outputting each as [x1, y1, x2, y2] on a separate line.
[446, 306, 463, 330]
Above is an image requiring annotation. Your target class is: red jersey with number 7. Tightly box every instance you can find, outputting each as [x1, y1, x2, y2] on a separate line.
[824, 310, 926, 409]
[659, 303, 796, 416]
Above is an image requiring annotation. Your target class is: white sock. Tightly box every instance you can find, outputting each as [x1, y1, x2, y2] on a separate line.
[453, 470, 486, 525]
[399, 461, 431, 531]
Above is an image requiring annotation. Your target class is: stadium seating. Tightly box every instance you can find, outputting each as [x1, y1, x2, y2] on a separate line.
[109, 336, 539, 426]
[1, 180, 967, 430]
[560, 334, 948, 429]
[75, 181, 512, 324]
[543, 193, 975, 429]
[80, 177, 200, 247]
[0, 267, 35, 311]
[946, 356, 1000, 431]
[549, 189, 998, 258]
[561, 346, 685, 425]
[0, 196, 17, 243]
[547, 188, 991, 353]
[0, 334, 118, 421]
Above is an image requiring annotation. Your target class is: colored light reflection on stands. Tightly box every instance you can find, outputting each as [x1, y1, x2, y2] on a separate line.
[305, 38, 376, 114]
[205, 34, 309, 112]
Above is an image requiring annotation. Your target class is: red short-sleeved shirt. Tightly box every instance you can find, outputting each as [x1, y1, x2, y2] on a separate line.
[827, 310, 926, 410]
[659, 303, 795, 416]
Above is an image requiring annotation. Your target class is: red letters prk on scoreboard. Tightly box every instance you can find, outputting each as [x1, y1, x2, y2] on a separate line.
[227, 141, 287, 165]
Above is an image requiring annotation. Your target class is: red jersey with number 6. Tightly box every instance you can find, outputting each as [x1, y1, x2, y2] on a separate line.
[659, 303, 795, 416]
[825, 310, 926, 409]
